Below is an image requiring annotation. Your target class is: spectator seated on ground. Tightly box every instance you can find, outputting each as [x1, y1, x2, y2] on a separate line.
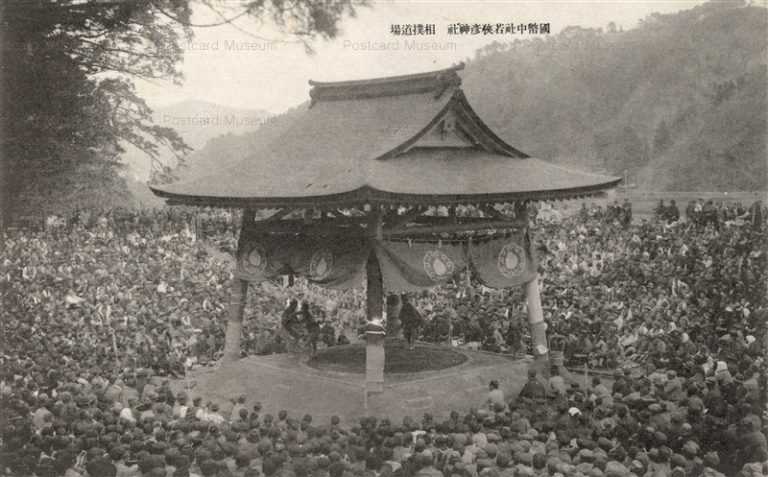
[1, 203, 766, 477]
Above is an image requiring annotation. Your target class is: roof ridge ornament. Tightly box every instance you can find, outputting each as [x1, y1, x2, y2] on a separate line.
[433, 71, 462, 100]
[308, 63, 465, 103]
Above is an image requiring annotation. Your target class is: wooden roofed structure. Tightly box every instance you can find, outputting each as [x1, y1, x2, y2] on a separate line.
[151, 63, 620, 396]
[152, 64, 618, 208]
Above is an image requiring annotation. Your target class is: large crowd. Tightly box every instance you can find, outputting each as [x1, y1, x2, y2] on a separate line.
[394, 200, 767, 370]
[1, 199, 766, 476]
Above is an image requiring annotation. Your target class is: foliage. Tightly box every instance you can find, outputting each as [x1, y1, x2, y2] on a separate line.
[461, 0, 767, 191]
[0, 0, 360, 225]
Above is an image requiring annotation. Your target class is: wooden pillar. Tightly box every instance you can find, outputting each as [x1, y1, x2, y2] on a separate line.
[524, 274, 549, 374]
[222, 279, 249, 362]
[221, 209, 253, 363]
[366, 251, 384, 321]
[517, 204, 548, 372]
[366, 207, 385, 395]
[760, 309, 768, 428]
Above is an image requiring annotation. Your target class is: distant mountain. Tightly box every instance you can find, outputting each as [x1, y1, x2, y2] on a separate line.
[173, 103, 308, 182]
[460, 0, 766, 191]
[122, 100, 272, 181]
[166, 1, 766, 194]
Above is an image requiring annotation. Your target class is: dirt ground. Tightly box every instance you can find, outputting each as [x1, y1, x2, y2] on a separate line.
[172, 345, 533, 425]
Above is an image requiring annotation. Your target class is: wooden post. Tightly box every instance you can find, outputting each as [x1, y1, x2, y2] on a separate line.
[518, 204, 548, 374]
[222, 210, 253, 363]
[222, 279, 248, 363]
[524, 274, 549, 375]
[760, 307, 768, 429]
[365, 314, 386, 396]
[366, 207, 385, 397]
[366, 251, 383, 323]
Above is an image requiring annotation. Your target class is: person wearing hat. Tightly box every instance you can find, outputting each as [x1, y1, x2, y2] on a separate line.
[663, 371, 685, 402]
[741, 364, 761, 402]
[205, 403, 225, 426]
[414, 450, 442, 477]
[120, 398, 138, 424]
[703, 379, 724, 414]
[591, 377, 612, 407]
[173, 392, 189, 420]
[120, 377, 140, 409]
[32, 394, 53, 431]
[548, 367, 567, 398]
[738, 416, 768, 464]
[85, 457, 117, 477]
[108, 446, 139, 477]
[612, 370, 633, 397]
[138, 394, 156, 422]
[486, 380, 506, 411]
[104, 377, 125, 404]
[249, 402, 262, 427]
[275, 409, 289, 431]
[517, 370, 546, 402]
[230, 395, 248, 423]
[399, 294, 424, 351]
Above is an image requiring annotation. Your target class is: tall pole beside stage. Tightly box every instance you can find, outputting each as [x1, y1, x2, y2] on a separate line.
[525, 275, 549, 373]
[365, 207, 385, 398]
[223, 279, 249, 363]
[222, 209, 252, 363]
[518, 202, 549, 373]
[366, 250, 384, 325]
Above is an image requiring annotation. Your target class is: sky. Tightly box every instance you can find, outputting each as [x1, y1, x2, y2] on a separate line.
[135, 0, 709, 114]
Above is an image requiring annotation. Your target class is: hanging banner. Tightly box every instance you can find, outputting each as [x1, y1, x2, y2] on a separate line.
[236, 234, 369, 289]
[468, 232, 537, 288]
[374, 240, 467, 292]
[292, 236, 370, 289]
[236, 236, 288, 282]
[237, 232, 535, 291]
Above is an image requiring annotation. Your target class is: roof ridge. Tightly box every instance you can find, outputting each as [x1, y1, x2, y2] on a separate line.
[308, 63, 464, 87]
[308, 63, 465, 103]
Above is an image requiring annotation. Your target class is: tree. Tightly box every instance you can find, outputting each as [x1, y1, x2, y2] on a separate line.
[0, 0, 360, 227]
[592, 125, 646, 174]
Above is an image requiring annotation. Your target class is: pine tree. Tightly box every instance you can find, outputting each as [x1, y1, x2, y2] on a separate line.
[0, 0, 359, 227]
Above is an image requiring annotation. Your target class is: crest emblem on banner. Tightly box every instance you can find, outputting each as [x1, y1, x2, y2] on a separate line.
[423, 250, 455, 281]
[497, 242, 526, 278]
[240, 242, 267, 275]
[309, 249, 334, 280]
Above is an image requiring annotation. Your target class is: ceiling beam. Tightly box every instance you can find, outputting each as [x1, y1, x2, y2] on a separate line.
[384, 219, 522, 238]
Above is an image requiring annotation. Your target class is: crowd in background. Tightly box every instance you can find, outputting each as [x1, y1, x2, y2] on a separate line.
[1, 199, 766, 476]
[391, 200, 766, 374]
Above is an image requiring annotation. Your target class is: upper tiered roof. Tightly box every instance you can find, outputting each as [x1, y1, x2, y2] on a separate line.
[151, 64, 620, 208]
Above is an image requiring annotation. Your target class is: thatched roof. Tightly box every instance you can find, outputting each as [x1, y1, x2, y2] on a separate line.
[151, 64, 620, 208]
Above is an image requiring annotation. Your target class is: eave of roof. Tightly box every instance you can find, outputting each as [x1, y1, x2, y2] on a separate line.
[153, 179, 622, 209]
[156, 188, 619, 208]
[151, 64, 621, 208]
